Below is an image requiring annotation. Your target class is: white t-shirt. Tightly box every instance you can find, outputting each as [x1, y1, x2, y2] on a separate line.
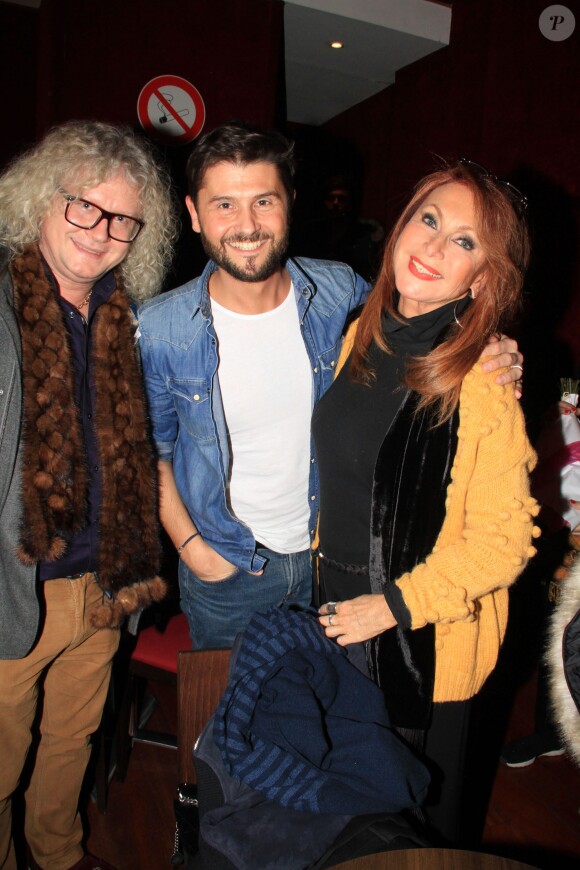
[211, 285, 312, 553]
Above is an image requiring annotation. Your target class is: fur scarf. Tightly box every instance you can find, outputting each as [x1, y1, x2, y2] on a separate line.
[546, 551, 580, 766]
[10, 244, 166, 627]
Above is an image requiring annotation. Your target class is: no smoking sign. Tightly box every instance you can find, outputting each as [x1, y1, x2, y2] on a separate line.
[137, 75, 206, 145]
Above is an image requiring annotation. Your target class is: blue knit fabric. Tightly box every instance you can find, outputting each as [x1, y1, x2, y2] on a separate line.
[213, 607, 429, 815]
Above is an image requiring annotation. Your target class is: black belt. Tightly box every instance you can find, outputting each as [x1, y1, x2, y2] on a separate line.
[317, 552, 369, 576]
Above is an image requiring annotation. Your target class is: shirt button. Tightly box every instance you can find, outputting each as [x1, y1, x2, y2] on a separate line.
[313, 367, 318, 374]
[0, 389, 4, 396]
[330, 361, 336, 368]
[310, 495, 316, 501]
[311, 457, 315, 464]
[193, 394, 200, 401]
[94, 465, 99, 471]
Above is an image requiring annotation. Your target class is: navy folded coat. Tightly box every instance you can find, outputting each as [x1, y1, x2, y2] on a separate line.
[213, 606, 429, 816]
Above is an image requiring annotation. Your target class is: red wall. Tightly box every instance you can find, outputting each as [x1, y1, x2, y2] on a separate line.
[323, 0, 580, 373]
[0, 0, 285, 283]
[0, 0, 284, 167]
[325, 0, 580, 222]
[37, 0, 284, 131]
[0, 3, 39, 168]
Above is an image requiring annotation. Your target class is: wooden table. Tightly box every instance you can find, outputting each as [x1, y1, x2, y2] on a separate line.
[334, 848, 540, 870]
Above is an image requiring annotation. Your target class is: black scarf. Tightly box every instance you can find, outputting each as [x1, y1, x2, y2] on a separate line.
[368, 389, 459, 729]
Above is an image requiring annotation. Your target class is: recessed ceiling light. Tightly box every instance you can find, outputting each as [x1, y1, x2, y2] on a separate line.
[329, 41, 344, 49]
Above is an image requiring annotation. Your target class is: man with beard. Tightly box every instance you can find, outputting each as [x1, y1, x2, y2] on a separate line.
[137, 122, 523, 650]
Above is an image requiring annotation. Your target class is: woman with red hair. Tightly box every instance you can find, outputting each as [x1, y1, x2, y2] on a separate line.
[314, 160, 539, 844]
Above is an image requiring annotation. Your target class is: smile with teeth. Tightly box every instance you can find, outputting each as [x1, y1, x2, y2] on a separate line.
[228, 240, 265, 251]
[409, 256, 442, 280]
[225, 234, 271, 253]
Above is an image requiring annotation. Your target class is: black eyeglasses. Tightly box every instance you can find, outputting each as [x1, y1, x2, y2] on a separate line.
[61, 192, 144, 242]
[457, 159, 528, 217]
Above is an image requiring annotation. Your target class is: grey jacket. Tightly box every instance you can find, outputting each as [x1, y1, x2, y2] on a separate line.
[0, 259, 39, 658]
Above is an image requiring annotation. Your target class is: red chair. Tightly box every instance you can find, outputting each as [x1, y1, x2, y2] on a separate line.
[115, 611, 192, 782]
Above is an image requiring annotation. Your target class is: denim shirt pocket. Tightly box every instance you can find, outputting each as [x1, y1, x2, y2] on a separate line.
[168, 377, 215, 442]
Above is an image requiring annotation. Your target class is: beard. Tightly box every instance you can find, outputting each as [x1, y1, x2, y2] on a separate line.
[199, 228, 289, 283]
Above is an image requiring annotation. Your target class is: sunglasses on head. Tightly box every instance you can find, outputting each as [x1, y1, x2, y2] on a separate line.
[457, 158, 528, 218]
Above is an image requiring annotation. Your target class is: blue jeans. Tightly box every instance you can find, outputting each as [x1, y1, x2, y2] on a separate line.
[179, 546, 313, 649]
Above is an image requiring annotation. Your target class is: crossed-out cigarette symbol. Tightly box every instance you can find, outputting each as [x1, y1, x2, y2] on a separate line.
[158, 91, 190, 124]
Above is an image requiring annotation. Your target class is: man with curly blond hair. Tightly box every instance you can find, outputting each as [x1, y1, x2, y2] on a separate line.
[0, 120, 177, 870]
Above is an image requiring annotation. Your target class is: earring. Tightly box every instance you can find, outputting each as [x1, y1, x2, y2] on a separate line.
[453, 300, 464, 329]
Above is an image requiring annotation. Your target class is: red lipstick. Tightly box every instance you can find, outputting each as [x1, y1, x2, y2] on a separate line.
[408, 256, 442, 281]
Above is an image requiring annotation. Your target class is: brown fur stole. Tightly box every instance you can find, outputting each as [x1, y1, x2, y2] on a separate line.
[10, 245, 165, 627]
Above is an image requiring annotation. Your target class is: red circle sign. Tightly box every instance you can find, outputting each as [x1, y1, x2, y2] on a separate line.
[137, 75, 206, 145]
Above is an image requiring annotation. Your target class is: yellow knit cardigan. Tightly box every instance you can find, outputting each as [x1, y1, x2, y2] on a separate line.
[329, 322, 539, 703]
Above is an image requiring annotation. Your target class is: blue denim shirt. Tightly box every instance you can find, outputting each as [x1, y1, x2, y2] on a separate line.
[138, 258, 369, 572]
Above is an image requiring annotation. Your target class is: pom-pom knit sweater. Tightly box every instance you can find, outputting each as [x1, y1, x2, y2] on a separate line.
[325, 320, 539, 704]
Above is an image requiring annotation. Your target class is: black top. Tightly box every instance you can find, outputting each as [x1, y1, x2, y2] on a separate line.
[39, 265, 117, 580]
[312, 297, 468, 572]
